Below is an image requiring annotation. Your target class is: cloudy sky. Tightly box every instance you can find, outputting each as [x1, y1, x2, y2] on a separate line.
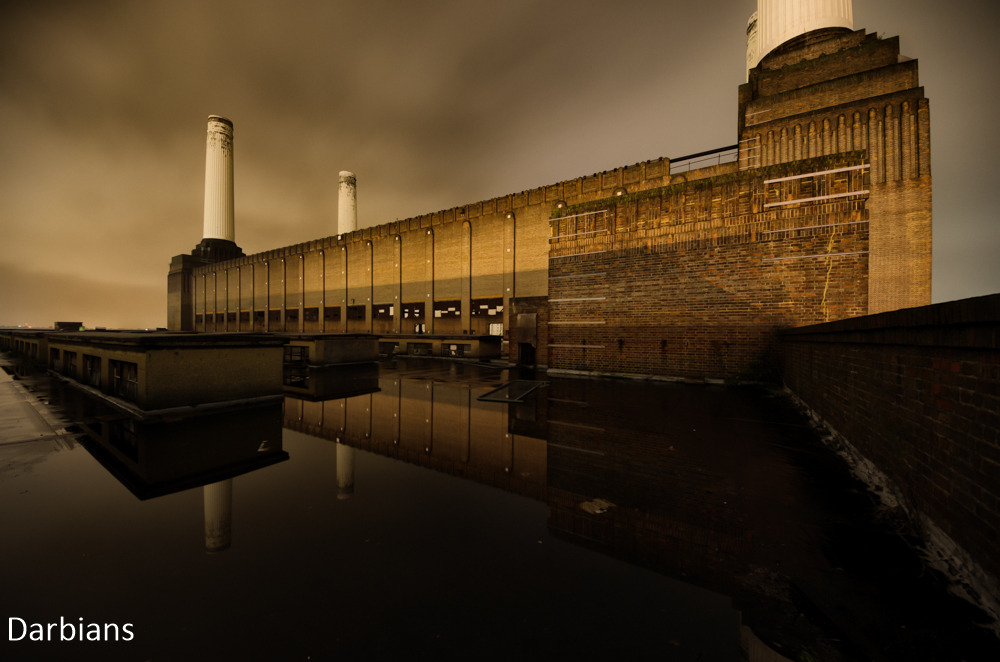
[1, 0, 997, 328]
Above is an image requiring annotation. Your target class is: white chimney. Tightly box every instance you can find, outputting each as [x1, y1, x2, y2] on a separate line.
[202, 116, 235, 242]
[338, 171, 357, 236]
[753, 0, 853, 67]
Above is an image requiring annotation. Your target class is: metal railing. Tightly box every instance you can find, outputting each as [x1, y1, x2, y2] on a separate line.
[669, 145, 739, 173]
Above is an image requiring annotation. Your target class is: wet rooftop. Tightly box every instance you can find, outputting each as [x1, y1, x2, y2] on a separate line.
[1, 353, 998, 661]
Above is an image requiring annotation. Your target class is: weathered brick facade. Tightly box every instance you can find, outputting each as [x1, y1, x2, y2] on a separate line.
[781, 294, 1000, 596]
[174, 27, 931, 381]
[740, 28, 932, 313]
[547, 153, 870, 379]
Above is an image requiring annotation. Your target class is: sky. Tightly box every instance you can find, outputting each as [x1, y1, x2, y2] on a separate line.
[1, 0, 997, 329]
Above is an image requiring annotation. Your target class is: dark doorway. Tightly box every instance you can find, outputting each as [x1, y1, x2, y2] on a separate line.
[517, 342, 536, 366]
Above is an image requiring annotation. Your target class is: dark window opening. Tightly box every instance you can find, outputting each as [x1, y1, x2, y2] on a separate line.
[410, 342, 433, 356]
[347, 305, 366, 321]
[373, 304, 394, 321]
[471, 297, 504, 317]
[109, 360, 138, 402]
[284, 345, 309, 364]
[285, 309, 299, 323]
[63, 351, 77, 376]
[402, 302, 425, 321]
[304, 307, 319, 322]
[83, 354, 101, 388]
[324, 306, 341, 322]
[433, 300, 461, 319]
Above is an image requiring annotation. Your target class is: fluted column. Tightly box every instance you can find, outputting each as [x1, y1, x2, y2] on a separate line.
[756, 0, 853, 63]
[203, 116, 235, 242]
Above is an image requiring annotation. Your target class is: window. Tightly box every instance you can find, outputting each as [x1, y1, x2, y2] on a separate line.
[433, 300, 461, 318]
[109, 360, 138, 402]
[401, 302, 425, 321]
[471, 298, 503, 317]
[284, 345, 308, 364]
[83, 354, 101, 387]
[63, 351, 77, 376]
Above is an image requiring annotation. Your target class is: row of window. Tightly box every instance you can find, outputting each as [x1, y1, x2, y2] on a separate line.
[49, 348, 138, 403]
[3, 339, 43, 358]
[194, 299, 506, 324]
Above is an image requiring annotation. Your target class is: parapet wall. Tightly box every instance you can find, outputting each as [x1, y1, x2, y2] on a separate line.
[780, 294, 1000, 591]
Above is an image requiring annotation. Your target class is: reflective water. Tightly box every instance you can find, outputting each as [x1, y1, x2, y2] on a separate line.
[1, 356, 997, 661]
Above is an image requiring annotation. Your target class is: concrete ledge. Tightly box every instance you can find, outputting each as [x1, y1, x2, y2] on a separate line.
[780, 293, 1000, 349]
[546, 367, 726, 385]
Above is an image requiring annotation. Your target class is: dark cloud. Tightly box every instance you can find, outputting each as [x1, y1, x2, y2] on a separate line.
[1, 0, 998, 327]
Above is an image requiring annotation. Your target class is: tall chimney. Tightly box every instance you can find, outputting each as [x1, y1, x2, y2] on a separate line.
[754, 0, 853, 66]
[203, 115, 235, 242]
[338, 170, 357, 236]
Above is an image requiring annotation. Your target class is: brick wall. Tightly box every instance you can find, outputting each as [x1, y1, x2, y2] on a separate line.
[781, 294, 1000, 587]
[188, 157, 675, 339]
[548, 153, 870, 379]
[177, 26, 932, 382]
[741, 28, 932, 314]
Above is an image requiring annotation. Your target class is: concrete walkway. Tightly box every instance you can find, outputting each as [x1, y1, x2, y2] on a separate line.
[0, 361, 68, 446]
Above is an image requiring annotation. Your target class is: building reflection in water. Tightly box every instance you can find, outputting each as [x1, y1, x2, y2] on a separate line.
[282, 360, 849, 649]
[283, 361, 547, 501]
[68, 402, 287, 553]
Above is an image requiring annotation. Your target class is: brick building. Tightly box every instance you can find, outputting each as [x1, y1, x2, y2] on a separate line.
[169, 16, 931, 381]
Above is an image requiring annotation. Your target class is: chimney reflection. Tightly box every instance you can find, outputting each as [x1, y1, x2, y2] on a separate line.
[283, 361, 547, 500]
[336, 443, 355, 499]
[67, 401, 287, 552]
[204, 479, 233, 552]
